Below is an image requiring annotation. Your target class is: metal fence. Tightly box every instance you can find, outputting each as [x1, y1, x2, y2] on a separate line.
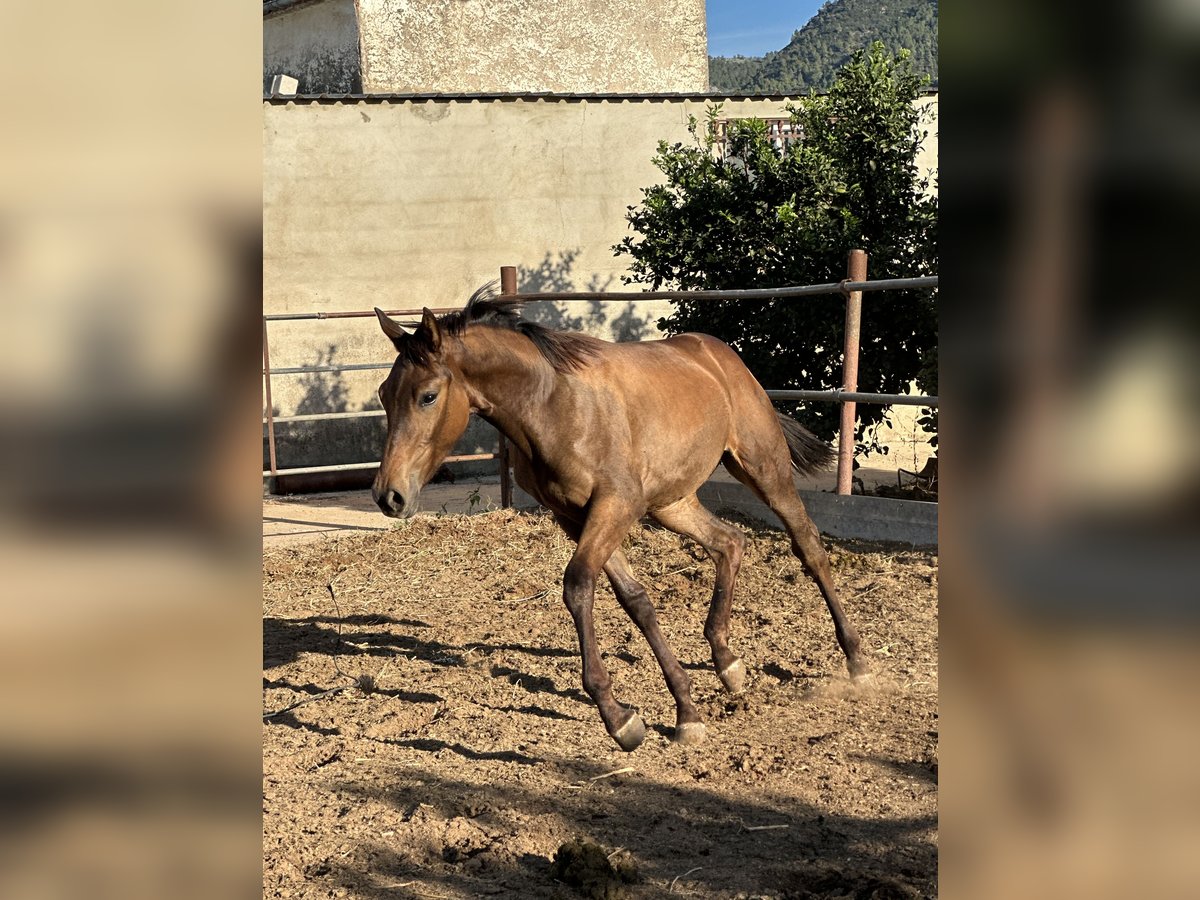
[263, 253, 938, 499]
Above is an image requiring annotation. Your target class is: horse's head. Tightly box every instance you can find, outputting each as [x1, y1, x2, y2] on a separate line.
[371, 307, 471, 518]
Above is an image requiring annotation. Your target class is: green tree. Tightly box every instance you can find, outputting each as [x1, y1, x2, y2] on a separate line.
[616, 43, 937, 450]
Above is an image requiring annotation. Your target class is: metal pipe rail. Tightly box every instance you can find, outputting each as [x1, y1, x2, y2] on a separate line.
[268, 362, 392, 375]
[261, 387, 939, 480]
[767, 389, 938, 407]
[506, 275, 936, 303]
[266, 410, 387, 425]
[271, 454, 497, 477]
[264, 306, 461, 322]
[261, 392, 938, 429]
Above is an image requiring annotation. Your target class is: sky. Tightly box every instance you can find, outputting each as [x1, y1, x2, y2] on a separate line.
[706, 0, 825, 57]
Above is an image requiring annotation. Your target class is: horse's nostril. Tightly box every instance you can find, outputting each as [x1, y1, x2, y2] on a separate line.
[375, 489, 404, 515]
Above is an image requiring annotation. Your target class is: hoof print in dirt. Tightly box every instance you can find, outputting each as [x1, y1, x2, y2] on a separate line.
[551, 839, 638, 899]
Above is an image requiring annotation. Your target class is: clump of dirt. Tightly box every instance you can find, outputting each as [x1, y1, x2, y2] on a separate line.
[552, 839, 639, 899]
[263, 508, 938, 899]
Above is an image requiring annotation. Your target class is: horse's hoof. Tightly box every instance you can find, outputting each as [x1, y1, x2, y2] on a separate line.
[718, 659, 746, 694]
[612, 713, 646, 752]
[673, 722, 707, 746]
[848, 657, 873, 682]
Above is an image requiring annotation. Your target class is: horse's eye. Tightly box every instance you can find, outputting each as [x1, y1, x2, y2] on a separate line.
[420, 391, 438, 407]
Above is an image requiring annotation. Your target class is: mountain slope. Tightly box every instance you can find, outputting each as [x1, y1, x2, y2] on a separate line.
[710, 0, 938, 94]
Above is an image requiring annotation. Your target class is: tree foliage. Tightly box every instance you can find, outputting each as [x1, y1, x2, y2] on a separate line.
[616, 44, 938, 449]
[709, 0, 938, 95]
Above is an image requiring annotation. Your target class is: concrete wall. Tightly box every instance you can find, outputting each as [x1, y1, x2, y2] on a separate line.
[354, 0, 708, 93]
[263, 0, 362, 94]
[262, 93, 938, 473]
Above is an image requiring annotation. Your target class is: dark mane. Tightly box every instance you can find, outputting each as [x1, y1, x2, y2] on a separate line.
[398, 282, 601, 373]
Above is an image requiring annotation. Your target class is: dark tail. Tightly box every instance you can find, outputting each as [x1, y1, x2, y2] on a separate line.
[776, 413, 836, 475]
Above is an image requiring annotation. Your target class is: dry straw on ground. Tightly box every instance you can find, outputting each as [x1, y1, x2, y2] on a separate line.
[264, 508, 938, 899]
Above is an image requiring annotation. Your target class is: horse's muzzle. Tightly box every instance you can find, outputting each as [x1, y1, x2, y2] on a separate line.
[373, 486, 418, 518]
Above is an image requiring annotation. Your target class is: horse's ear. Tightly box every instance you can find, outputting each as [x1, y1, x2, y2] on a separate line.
[420, 307, 443, 352]
[375, 307, 409, 350]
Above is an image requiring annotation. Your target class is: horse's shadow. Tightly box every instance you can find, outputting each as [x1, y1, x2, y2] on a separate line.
[264, 615, 466, 669]
[373, 737, 542, 767]
[487, 664, 587, 703]
[263, 615, 587, 704]
[476, 642, 576, 660]
[267, 709, 342, 736]
[263, 676, 442, 705]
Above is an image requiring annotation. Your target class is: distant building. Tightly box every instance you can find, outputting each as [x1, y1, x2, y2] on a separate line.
[263, 0, 709, 95]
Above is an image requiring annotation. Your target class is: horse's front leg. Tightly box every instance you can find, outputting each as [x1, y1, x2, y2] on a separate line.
[560, 496, 646, 751]
[604, 549, 705, 745]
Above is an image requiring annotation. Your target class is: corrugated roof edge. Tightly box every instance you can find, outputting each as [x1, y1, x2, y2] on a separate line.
[262, 87, 939, 103]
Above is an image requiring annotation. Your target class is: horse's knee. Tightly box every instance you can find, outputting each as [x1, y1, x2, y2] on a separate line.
[709, 526, 746, 573]
[726, 528, 746, 568]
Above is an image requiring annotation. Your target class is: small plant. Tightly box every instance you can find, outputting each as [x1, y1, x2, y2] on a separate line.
[466, 487, 482, 513]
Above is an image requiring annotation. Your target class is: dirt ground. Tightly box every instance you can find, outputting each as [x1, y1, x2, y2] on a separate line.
[263, 508, 938, 899]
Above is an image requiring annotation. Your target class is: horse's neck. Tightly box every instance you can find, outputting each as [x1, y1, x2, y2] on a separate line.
[457, 330, 558, 457]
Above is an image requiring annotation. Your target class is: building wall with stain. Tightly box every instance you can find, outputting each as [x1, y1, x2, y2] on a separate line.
[263, 0, 362, 94]
[354, 0, 708, 93]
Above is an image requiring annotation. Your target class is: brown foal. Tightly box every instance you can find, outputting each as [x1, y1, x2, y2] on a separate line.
[371, 285, 869, 751]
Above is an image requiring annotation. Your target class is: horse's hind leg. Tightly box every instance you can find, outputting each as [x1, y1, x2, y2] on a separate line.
[604, 549, 705, 745]
[723, 453, 871, 679]
[650, 495, 749, 694]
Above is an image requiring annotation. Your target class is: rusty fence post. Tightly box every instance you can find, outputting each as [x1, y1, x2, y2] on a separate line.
[262, 315, 279, 484]
[836, 250, 867, 495]
[496, 266, 517, 508]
